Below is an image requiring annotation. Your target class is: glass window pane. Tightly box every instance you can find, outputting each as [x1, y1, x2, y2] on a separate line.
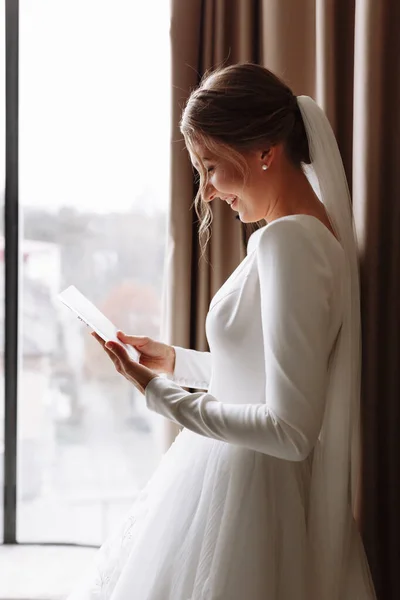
[18, 0, 170, 545]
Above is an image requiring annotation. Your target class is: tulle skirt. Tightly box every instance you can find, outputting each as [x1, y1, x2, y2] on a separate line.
[66, 427, 315, 599]
[66, 427, 373, 600]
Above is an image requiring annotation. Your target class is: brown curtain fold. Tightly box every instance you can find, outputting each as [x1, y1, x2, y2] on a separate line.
[165, 1, 400, 597]
[352, 2, 400, 598]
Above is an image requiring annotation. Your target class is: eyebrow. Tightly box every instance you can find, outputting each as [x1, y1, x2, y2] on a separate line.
[192, 156, 214, 172]
[193, 158, 211, 169]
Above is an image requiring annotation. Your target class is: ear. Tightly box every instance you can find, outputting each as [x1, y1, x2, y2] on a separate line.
[261, 145, 283, 168]
[260, 146, 275, 168]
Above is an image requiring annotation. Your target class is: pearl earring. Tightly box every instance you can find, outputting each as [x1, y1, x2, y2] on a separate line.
[262, 164, 268, 171]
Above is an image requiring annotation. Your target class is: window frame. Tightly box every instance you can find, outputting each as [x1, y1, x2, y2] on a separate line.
[3, 0, 19, 544]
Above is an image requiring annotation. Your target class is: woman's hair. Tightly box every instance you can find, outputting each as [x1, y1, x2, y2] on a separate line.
[180, 62, 311, 252]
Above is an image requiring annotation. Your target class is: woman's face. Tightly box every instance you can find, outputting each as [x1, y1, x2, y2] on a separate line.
[190, 141, 275, 223]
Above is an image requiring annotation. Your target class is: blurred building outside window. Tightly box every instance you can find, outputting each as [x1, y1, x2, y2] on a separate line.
[0, 0, 171, 546]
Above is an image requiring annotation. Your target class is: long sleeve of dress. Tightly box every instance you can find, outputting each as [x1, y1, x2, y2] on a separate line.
[145, 222, 336, 462]
[167, 347, 212, 390]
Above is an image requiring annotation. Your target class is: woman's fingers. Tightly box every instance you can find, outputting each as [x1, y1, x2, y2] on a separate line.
[91, 332, 123, 371]
[91, 334, 158, 393]
[91, 331, 105, 346]
[117, 331, 148, 348]
[105, 341, 131, 366]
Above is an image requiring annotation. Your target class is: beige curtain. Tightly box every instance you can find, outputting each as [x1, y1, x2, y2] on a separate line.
[164, 2, 400, 597]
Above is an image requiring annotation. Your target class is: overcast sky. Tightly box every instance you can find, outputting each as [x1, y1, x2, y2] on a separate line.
[1, 0, 171, 215]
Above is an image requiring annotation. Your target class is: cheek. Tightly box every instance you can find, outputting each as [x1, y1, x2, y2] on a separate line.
[212, 166, 242, 192]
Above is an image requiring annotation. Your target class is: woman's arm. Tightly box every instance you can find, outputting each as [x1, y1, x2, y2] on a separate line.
[167, 346, 212, 390]
[146, 221, 336, 461]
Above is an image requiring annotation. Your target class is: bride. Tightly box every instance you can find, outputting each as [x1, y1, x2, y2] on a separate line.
[68, 63, 376, 600]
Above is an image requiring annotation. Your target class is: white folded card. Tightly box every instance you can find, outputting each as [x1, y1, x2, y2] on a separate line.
[57, 285, 140, 361]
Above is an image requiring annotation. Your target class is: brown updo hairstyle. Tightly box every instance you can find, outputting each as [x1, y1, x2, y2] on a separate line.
[180, 62, 311, 252]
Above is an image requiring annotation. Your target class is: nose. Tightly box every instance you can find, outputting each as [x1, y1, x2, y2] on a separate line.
[204, 182, 217, 203]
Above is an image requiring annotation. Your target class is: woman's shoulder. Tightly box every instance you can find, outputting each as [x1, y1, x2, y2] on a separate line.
[248, 215, 346, 296]
[249, 214, 344, 260]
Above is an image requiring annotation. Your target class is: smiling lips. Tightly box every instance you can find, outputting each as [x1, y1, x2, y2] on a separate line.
[224, 196, 238, 208]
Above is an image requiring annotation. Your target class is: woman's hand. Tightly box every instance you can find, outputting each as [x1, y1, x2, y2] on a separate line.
[115, 331, 176, 375]
[92, 333, 159, 395]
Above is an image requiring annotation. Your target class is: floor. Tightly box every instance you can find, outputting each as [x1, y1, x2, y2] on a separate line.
[0, 545, 97, 600]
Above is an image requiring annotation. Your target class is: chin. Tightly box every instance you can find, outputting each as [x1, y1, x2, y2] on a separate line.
[238, 208, 265, 224]
[236, 212, 251, 223]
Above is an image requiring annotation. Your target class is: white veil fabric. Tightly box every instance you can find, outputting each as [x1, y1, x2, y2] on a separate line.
[297, 96, 363, 599]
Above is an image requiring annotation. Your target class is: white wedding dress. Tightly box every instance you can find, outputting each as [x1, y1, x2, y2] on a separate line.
[67, 215, 376, 600]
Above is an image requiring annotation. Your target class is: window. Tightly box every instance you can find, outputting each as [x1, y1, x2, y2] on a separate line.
[13, 0, 171, 546]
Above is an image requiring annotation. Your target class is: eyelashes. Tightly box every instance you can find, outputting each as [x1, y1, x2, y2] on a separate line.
[193, 166, 216, 190]
[193, 169, 214, 185]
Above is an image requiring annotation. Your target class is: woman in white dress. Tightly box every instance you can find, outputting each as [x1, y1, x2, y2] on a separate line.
[69, 64, 376, 599]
